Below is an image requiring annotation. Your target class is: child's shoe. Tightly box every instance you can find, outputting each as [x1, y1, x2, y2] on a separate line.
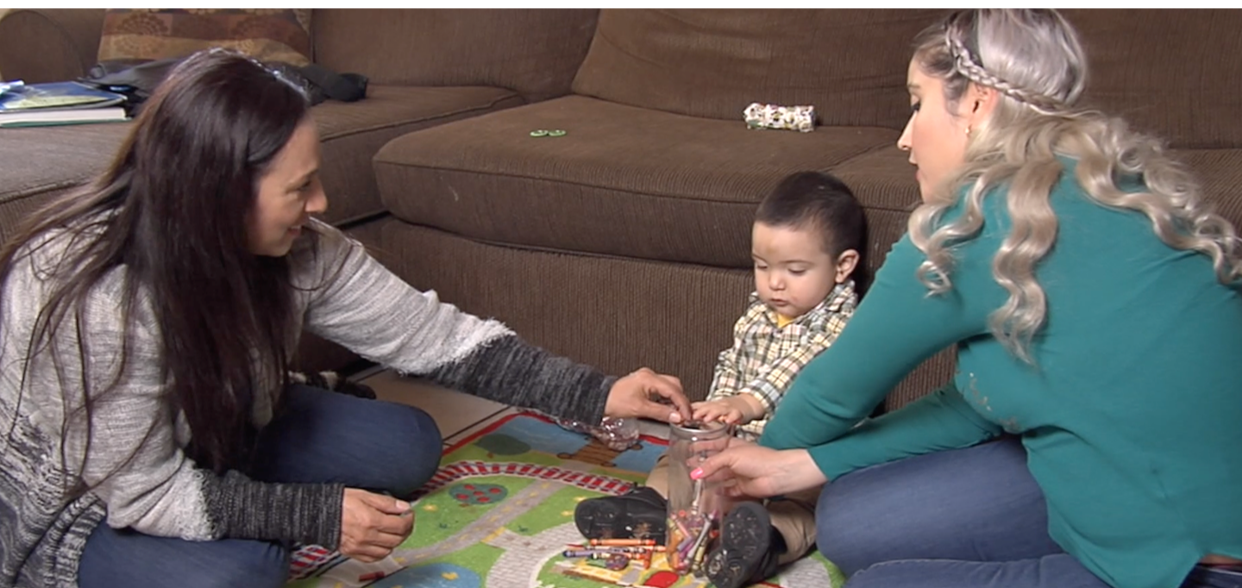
[573, 485, 668, 543]
[704, 502, 785, 588]
[290, 370, 377, 399]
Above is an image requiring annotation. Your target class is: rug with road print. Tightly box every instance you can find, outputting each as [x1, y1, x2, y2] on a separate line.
[284, 411, 844, 588]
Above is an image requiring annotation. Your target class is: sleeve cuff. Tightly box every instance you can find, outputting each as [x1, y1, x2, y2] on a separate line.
[202, 470, 344, 548]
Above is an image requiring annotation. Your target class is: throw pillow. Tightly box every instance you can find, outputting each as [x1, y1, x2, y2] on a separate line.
[97, 9, 312, 67]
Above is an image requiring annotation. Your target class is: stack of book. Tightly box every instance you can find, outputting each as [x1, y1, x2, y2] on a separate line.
[0, 81, 129, 128]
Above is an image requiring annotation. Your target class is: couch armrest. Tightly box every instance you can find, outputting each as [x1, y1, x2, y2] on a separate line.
[0, 9, 106, 83]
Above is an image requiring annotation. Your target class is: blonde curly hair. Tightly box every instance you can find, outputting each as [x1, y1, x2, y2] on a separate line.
[908, 9, 1242, 363]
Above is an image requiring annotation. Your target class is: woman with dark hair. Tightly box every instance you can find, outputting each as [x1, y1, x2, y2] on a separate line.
[0, 48, 690, 588]
[693, 9, 1241, 588]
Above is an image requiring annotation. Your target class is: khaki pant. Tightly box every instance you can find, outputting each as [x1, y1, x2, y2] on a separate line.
[647, 454, 818, 566]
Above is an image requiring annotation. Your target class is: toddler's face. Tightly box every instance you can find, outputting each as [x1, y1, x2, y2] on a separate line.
[751, 222, 841, 320]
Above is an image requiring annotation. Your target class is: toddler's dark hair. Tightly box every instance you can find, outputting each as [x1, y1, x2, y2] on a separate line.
[756, 171, 869, 292]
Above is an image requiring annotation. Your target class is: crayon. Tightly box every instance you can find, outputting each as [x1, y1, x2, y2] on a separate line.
[637, 552, 652, 568]
[600, 546, 659, 554]
[562, 550, 612, 559]
[686, 516, 714, 571]
[668, 528, 682, 570]
[670, 514, 693, 539]
[588, 538, 655, 546]
[567, 543, 663, 553]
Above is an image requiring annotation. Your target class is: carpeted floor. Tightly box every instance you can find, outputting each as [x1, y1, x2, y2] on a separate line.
[285, 412, 844, 588]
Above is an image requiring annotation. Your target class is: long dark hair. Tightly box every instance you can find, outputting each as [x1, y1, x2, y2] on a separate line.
[0, 49, 311, 475]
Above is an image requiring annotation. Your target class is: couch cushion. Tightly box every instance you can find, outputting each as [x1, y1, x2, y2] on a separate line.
[374, 95, 898, 268]
[571, 9, 943, 130]
[98, 9, 312, 66]
[1172, 149, 1242, 231]
[311, 9, 598, 103]
[0, 121, 129, 242]
[311, 84, 523, 225]
[1063, 9, 1242, 150]
[828, 146, 921, 277]
[0, 9, 107, 84]
[0, 84, 523, 241]
[381, 221, 752, 404]
[828, 146, 1242, 281]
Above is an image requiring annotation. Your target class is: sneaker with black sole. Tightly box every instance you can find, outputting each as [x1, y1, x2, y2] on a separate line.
[704, 502, 784, 588]
[573, 485, 668, 543]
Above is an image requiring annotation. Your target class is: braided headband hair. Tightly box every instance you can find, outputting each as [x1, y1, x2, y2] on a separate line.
[942, 10, 1071, 114]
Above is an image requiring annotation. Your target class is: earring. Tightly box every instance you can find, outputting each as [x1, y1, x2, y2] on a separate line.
[965, 126, 973, 138]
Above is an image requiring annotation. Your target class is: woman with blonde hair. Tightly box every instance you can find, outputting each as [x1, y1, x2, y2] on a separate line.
[693, 9, 1242, 588]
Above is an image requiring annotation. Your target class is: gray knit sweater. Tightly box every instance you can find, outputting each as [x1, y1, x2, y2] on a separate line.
[0, 220, 616, 588]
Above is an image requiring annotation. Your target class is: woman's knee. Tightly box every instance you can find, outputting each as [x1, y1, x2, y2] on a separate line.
[79, 528, 288, 588]
[193, 542, 289, 588]
[816, 439, 1039, 576]
[257, 389, 445, 494]
[815, 472, 905, 576]
[385, 404, 442, 495]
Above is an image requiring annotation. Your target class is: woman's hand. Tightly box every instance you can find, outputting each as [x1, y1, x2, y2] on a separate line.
[604, 367, 693, 424]
[692, 442, 828, 499]
[338, 488, 414, 562]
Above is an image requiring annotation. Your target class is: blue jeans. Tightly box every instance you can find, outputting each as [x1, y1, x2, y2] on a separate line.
[816, 436, 1238, 588]
[78, 385, 442, 588]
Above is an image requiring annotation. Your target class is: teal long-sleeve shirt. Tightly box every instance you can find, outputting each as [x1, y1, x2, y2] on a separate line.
[759, 165, 1242, 588]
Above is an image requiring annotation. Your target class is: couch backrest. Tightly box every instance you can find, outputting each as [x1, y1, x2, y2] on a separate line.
[572, 9, 1242, 150]
[571, 9, 944, 130]
[311, 9, 599, 102]
[1063, 9, 1242, 150]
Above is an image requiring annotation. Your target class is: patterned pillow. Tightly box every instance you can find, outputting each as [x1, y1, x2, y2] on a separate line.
[97, 9, 312, 67]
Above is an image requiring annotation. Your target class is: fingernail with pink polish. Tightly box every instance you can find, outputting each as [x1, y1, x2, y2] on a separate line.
[690, 467, 704, 480]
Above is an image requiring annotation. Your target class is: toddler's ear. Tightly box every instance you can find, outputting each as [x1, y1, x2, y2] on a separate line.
[835, 249, 860, 283]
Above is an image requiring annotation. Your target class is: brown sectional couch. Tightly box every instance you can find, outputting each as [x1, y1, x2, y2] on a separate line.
[0, 8, 598, 371]
[2, 9, 1240, 409]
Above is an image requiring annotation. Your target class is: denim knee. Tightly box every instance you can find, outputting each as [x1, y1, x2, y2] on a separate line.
[78, 531, 289, 588]
[386, 404, 442, 496]
[815, 472, 897, 576]
[185, 542, 289, 588]
[844, 561, 905, 588]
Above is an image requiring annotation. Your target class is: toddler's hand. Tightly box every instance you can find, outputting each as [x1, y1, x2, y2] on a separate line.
[692, 395, 763, 425]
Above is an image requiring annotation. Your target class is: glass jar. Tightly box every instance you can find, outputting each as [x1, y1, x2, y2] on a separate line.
[664, 420, 734, 574]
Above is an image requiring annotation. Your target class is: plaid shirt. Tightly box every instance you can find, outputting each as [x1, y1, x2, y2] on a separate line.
[709, 280, 858, 438]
